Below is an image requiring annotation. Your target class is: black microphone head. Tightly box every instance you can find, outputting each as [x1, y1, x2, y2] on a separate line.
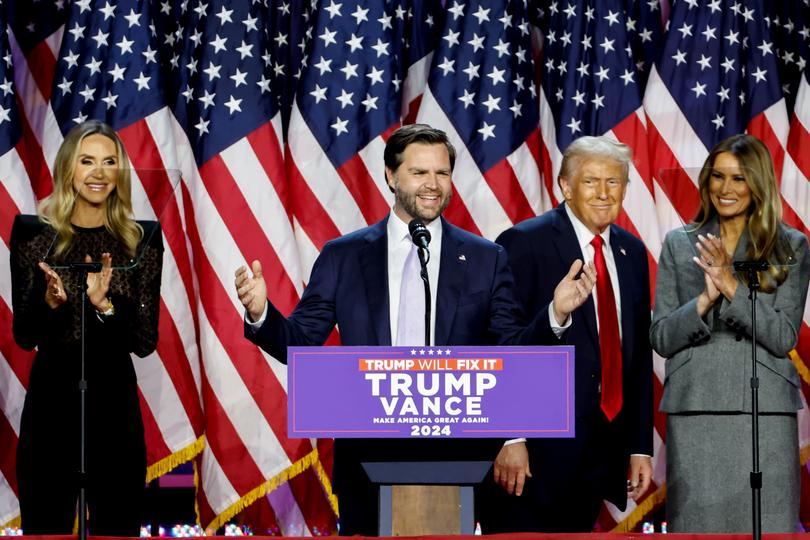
[408, 218, 431, 247]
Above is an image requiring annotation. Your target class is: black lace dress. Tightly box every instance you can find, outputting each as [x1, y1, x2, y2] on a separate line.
[10, 214, 163, 535]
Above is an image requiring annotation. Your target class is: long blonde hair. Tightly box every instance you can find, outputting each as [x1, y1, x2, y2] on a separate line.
[37, 120, 142, 258]
[693, 134, 792, 291]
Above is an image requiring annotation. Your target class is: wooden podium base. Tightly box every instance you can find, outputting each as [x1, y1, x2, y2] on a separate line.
[364, 461, 488, 536]
[391, 486, 461, 535]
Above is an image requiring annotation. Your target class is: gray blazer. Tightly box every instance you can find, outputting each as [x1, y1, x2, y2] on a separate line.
[650, 219, 810, 414]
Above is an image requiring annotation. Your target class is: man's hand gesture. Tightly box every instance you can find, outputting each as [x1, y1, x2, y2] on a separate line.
[235, 260, 267, 323]
[552, 259, 597, 325]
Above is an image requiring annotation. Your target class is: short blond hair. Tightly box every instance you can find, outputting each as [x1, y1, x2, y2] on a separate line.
[558, 136, 632, 184]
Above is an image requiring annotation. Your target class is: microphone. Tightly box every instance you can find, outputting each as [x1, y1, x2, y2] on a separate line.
[408, 219, 431, 250]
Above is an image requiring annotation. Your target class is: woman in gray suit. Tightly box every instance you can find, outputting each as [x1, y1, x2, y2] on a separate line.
[650, 134, 810, 532]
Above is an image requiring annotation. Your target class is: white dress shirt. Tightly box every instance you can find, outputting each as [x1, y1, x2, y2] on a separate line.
[564, 204, 623, 339]
[387, 212, 442, 346]
[565, 206, 649, 460]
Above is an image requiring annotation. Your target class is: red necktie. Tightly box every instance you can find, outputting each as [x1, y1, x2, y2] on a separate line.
[590, 235, 622, 421]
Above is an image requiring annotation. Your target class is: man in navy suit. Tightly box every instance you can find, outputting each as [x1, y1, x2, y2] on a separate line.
[234, 124, 597, 535]
[479, 136, 654, 532]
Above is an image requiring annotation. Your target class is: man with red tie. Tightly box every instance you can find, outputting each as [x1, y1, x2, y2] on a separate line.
[478, 136, 654, 532]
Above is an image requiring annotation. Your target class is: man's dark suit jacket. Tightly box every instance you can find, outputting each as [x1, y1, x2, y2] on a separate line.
[245, 216, 560, 533]
[495, 203, 653, 511]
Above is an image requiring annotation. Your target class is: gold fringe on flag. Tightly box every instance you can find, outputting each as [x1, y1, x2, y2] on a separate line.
[203, 447, 334, 532]
[312, 449, 339, 516]
[790, 349, 810, 386]
[147, 435, 206, 483]
[0, 516, 21, 529]
[194, 459, 202, 529]
[789, 349, 810, 465]
[800, 443, 810, 467]
[2, 436, 206, 530]
[611, 484, 667, 532]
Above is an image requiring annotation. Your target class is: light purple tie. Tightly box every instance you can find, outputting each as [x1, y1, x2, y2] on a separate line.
[396, 242, 426, 346]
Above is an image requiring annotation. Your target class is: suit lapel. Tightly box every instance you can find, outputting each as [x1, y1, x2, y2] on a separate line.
[359, 219, 391, 345]
[686, 218, 720, 253]
[553, 205, 599, 344]
[693, 217, 750, 264]
[435, 219, 465, 346]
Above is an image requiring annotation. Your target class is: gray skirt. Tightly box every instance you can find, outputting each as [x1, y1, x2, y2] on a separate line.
[666, 412, 799, 533]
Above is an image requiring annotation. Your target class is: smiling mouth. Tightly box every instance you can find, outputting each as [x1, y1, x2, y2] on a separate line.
[717, 198, 738, 205]
[85, 183, 109, 192]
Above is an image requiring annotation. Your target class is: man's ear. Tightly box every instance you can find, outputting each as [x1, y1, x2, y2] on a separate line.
[559, 176, 572, 199]
[385, 168, 396, 194]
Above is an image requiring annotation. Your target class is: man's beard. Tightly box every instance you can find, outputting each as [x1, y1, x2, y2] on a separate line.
[395, 188, 451, 223]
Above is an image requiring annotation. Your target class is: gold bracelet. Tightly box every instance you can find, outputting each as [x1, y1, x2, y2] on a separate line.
[97, 297, 114, 317]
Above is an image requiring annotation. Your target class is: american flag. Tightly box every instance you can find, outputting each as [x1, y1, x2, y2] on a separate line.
[158, 0, 339, 531]
[0, 0, 32, 527]
[416, 0, 546, 236]
[770, 2, 810, 526]
[0, 0, 337, 532]
[1, 0, 810, 533]
[287, 0, 442, 271]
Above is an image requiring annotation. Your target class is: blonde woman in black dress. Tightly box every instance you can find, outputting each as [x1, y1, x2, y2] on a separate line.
[10, 120, 163, 535]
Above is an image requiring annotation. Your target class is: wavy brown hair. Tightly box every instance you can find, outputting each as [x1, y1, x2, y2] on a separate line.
[37, 120, 142, 258]
[693, 134, 792, 292]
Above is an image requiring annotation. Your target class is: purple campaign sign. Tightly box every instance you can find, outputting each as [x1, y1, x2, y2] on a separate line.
[288, 345, 574, 438]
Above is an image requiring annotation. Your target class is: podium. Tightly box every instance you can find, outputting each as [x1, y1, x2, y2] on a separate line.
[287, 345, 575, 535]
[362, 461, 491, 536]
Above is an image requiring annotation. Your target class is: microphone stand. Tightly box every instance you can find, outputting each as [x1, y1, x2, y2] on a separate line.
[732, 260, 769, 540]
[417, 247, 431, 346]
[70, 261, 102, 540]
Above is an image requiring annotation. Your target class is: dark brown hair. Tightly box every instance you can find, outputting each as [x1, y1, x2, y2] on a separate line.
[384, 124, 456, 177]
